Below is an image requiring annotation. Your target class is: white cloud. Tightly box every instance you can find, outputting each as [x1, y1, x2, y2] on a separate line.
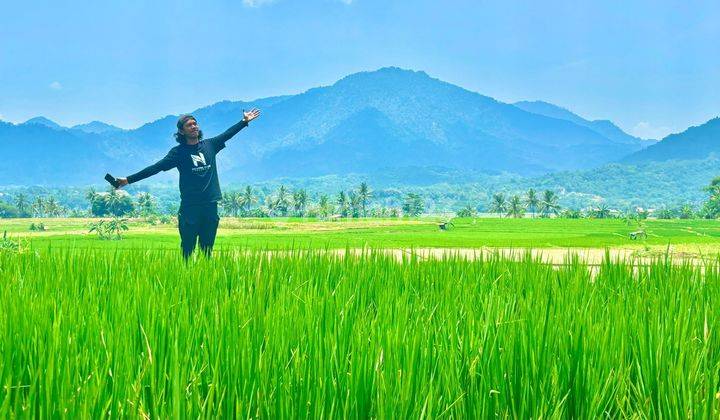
[338, 0, 354, 4]
[49, 81, 62, 90]
[242, 0, 275, 7]
[629, 121, 673, 140]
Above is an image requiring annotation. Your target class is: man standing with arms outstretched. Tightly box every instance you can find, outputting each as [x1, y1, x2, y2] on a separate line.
[114, 109, 261, 259]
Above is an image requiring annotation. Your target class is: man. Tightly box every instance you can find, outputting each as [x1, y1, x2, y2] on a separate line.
[115, 109, 261, 259]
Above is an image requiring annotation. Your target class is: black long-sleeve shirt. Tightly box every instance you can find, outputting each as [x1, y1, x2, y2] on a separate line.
[127, 120, 248, 207]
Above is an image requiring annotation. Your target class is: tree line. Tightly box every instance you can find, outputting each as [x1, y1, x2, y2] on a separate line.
[467, 180, 720, 219]
[2, 177, 719, 220]
[0, 182, 427, 219]
[220, 183, 424, 218]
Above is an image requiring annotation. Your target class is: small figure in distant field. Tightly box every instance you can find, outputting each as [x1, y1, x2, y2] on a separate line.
[629, 230, 647, 240]
[110, 109, 261, 260]
[438, 220, 455, 231]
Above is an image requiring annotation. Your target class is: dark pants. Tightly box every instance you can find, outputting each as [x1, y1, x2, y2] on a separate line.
[178, 202, 219, 260]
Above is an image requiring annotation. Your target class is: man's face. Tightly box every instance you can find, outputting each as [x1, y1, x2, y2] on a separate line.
[183, 118, 199, 138]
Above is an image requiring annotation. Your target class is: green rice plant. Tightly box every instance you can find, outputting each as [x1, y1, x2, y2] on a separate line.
[0, 249, 718, 417]
[0, 231, 25, 254]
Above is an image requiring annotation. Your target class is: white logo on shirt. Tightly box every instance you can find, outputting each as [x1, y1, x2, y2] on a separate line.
[190, 152, 206, 167]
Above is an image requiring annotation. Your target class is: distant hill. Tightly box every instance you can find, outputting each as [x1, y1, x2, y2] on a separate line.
[622, 118, 720, 163]
[22, 116, 63, 130]
[0, 121, 124, 185]
[513, 100, 655, 146]
[0, 67, 674, 186]
[71, 121, 124, 134]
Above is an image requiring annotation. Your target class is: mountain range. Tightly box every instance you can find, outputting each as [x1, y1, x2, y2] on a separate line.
[622, 117, 720, 163]
[1, 67, 716, 187]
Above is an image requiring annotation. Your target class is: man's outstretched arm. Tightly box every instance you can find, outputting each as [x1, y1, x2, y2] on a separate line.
[209, 108, 261, 146]
[115, 150, 178, 188]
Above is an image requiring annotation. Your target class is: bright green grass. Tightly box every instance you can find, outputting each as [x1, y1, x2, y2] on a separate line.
[2, 217, 720, 251]
[1, 248, 718, 417]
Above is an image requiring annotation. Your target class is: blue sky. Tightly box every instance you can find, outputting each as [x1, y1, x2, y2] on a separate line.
[1, 0, 718, 139]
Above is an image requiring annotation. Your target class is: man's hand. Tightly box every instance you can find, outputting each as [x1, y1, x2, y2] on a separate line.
[117, 178, 129, 188]
[243, 108, 261, 124]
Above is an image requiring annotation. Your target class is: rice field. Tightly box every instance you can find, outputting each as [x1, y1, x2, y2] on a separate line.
[3, 217, 720, 252]
[1, 248, 719, 417]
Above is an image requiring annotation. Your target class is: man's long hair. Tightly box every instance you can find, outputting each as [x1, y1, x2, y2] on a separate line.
[174, 114, 203, 143]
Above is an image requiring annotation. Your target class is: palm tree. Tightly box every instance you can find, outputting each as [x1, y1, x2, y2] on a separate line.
[593, 203, 610, 219]
[85, 187, 98, 203]
[14, 193, 29, 217]
[489, 193, 507, 218]
[337, 191, 348, 217]
[506, 195, 526, 218]
[32, 196, 45, 217]
[680, 204, 695, 219]
[234, 193, 247, 217]
[220, 192, 236, 217]
[241, 185, 257, 215]
[273, 185, 290, 216]
[292, 189, 308, 217]
[85, 188, 100, 215]
[525, 188, 539, 218]
[45, 197, 62, 217]
[318, 194, 332, 218]
[357, 182, 372, 217]
[402, 193, 424, 217]
[539, 190, 561, 217]
[261, 194, 275, 216]
[348, 191, 361, 218]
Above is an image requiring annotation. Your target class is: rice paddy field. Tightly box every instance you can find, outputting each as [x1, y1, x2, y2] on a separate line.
[1, 217, 720, 417]
[3, 217, 720, 253]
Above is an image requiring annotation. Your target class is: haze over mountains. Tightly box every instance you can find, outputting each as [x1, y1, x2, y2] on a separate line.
[1, 67, 717, 187]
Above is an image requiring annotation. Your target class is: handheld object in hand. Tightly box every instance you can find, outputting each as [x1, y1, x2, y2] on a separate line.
[104, 173, 120, 188]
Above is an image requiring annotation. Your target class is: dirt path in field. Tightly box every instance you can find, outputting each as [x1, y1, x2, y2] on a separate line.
[268, 247, 718, 267]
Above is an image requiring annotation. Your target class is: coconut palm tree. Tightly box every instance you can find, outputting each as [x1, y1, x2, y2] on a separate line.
[234, 193, 248, 217]
[220, 192, 236, 216]
[45, 197, 62, 217]
[337, 191, 348, 217]
[85, 187, 98, 202]
[489, 193, 507, 218]
[292, 189, 308, 217]
[318, 194, 332, 218]
[539, 190, 561, 217]
[32, 196, 45, 217]
[402, 193, 424, 217]
[525, 188, 539, 218]
[680, 204, 695, 219]
[241, 185, 258, 215]
[348, 191, 361, 218]
[593, 203, 610, 219]
[273, 185, 290, 216]
[14, 193, 29, 217]
[506, 195, 526, 218]
[357, 182, 372, 217]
